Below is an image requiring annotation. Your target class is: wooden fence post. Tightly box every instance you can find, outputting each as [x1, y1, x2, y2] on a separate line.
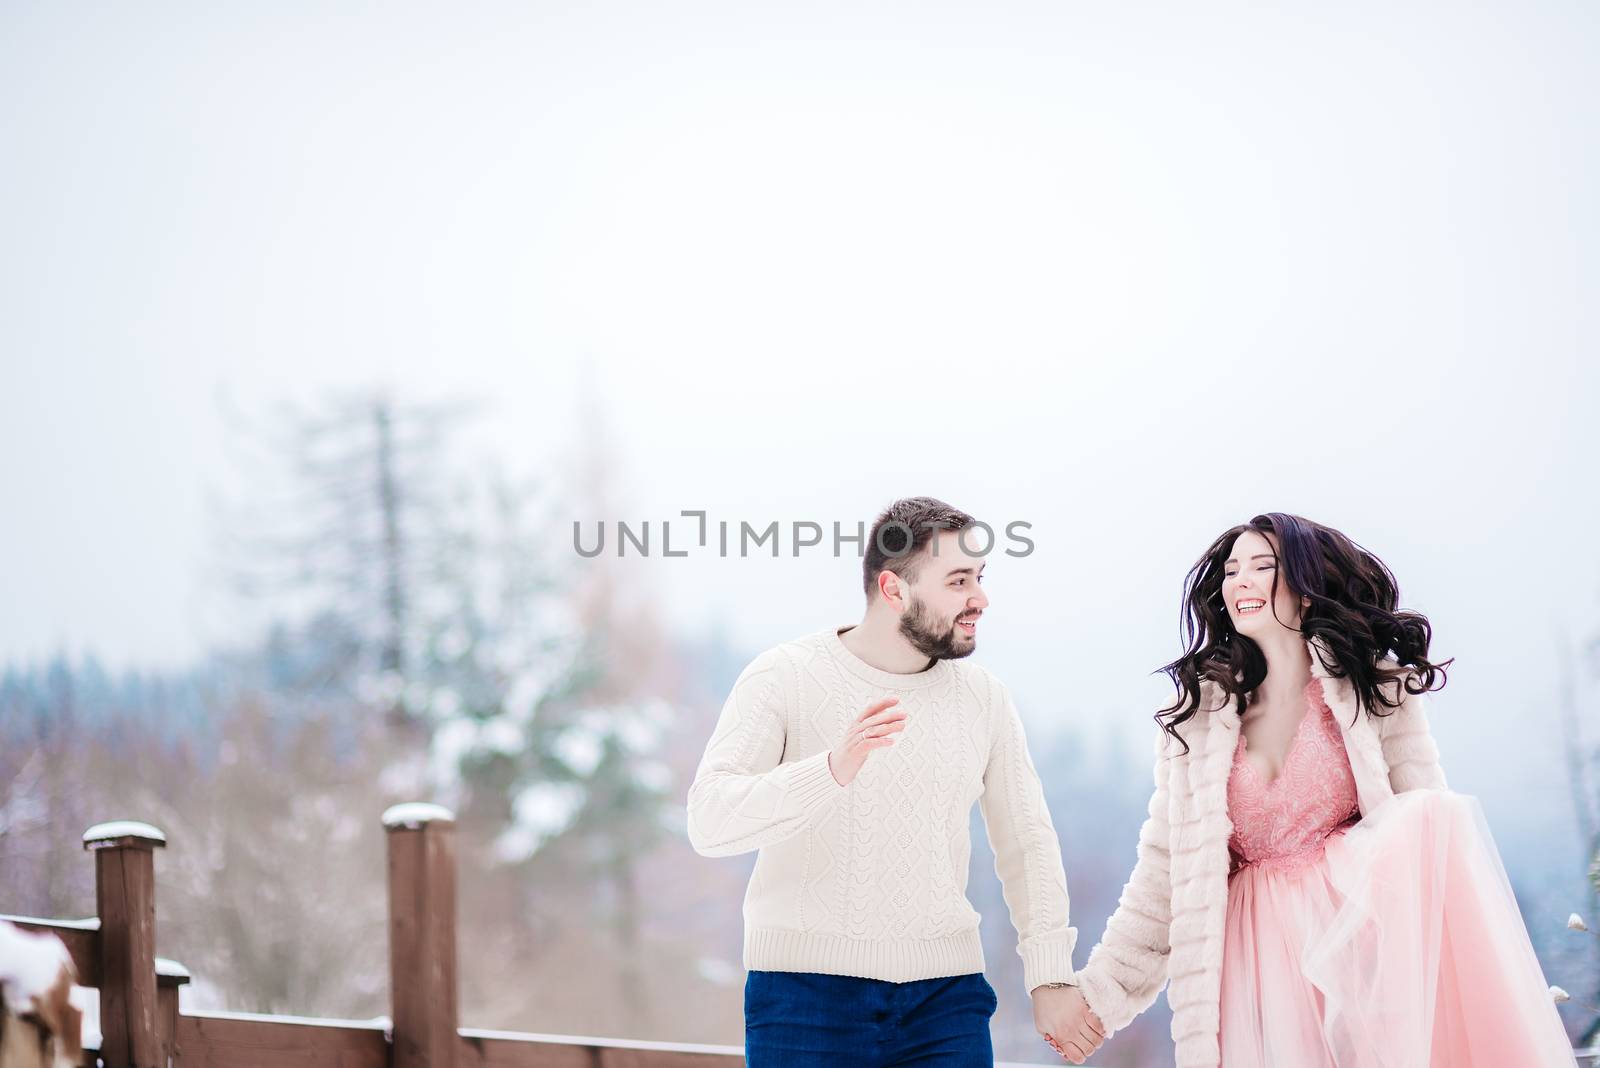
[384, 802, 459, 1068]
[83, 820, 166, 1068]
[156, 959, 190, 1068]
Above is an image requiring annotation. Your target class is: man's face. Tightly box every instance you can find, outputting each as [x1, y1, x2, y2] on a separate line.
[897, 529, 989, 660]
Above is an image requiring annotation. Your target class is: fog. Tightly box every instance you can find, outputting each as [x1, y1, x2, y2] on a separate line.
[4, 0, 1597, 956]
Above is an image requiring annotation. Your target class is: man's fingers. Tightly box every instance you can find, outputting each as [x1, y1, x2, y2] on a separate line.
[851, 714, 908, 747]
[857, 709, 907, 731]
[856, 697, 900, 721]
[1044, 1030, 1086, 1063]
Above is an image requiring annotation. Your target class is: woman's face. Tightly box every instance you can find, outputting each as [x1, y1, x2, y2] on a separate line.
[1220, 528, 1303, 638]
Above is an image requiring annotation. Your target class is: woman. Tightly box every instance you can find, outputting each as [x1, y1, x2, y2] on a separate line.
[1072, 513, 1575, 1068]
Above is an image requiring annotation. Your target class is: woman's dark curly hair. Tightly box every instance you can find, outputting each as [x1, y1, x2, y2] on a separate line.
[1156, 512, 1452, 753]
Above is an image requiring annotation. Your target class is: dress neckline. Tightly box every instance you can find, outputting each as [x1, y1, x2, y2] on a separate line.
[1235, 677, 1323, 790]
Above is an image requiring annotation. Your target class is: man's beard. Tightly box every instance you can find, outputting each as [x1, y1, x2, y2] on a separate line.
[898, 593, 976, 661]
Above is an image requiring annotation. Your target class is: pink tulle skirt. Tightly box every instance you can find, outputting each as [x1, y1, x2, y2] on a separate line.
[1218, 788, 1577, 1067]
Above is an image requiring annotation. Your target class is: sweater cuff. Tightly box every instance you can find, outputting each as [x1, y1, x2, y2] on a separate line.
[785, 749, 847, 815]
[1020, 930, 1079, 994]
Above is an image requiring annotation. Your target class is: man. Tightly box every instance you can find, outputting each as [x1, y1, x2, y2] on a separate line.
[687, 496, 1106, 1066]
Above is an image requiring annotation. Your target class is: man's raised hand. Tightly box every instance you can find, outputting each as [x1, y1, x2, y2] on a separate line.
[827, 698, 906, 786]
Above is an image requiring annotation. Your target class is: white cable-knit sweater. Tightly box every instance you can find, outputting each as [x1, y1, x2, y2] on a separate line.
[685, 625, 1079, 993]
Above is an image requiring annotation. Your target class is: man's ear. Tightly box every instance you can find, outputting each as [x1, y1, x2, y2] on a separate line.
[878, 570, 906, 610]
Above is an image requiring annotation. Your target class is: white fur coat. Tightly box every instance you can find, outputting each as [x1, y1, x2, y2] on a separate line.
[1075, 636, 1448, 1068]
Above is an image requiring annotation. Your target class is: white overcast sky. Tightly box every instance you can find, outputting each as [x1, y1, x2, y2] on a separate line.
[3, 3, 1597, 847]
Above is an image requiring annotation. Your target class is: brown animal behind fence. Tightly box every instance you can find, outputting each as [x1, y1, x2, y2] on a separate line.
[1, 916, 84, 1068]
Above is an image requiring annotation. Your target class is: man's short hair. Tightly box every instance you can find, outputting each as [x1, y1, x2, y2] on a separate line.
[863, 496, 978, 598]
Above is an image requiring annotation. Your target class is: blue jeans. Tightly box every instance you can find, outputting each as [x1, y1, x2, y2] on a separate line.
[743, 970, 997, 1067]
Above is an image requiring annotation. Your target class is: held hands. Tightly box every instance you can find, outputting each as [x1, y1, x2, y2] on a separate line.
[1031, 984, 1106, 1064]
[827, 698, 906, 786]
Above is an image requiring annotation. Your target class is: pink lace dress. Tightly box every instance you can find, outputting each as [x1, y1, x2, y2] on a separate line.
[1218, 678, 1576, 1067]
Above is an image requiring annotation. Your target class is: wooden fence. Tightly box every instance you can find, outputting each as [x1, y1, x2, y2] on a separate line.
[3, 803, 742, 1068]
[7, 804, 1592, 1067]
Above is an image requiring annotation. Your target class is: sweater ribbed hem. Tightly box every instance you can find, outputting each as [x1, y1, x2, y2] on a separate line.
[745, 926, 985, 983]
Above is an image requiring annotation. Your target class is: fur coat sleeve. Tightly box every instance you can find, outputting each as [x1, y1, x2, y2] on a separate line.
[1074, 726, 1177, 1034]
[1379, 677, 1449, 794]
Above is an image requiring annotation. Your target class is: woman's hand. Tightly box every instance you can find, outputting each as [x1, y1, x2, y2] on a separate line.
[1033, 984, 1106, 1064]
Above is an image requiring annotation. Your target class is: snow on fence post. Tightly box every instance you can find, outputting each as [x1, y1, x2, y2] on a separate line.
[384, 802, 460, 1068]
[83, 820, 167, 1068]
